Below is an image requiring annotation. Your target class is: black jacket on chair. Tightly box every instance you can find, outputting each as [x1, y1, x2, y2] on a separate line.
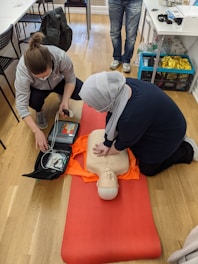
[40, 7, 72, 51]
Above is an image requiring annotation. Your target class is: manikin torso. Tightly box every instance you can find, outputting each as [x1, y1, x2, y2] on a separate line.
[86, 129, 129, 200]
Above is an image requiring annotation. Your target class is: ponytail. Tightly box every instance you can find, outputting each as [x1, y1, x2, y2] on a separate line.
[24, 32, 52, 74]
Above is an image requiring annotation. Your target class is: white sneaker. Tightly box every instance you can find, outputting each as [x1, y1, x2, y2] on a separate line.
[184, 136, 198, 161]
[36, 110, 48, 129]
[122, 63, 131, 73]
[110, 60, 121, 70]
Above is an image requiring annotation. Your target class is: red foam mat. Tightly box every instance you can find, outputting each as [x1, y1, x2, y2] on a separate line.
[61, 104, 161, 264]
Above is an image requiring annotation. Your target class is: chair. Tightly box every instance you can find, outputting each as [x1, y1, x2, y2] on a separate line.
[17, 0, 54, 52]
[0, 86, 20, 150]
[0, 24, 20, 98]
[17, 2, 43, 46]
[64, 0, 89, 39]
[43, 0, 54, 11]
[18, 2, 44, 34]
[0, 86, 20, 122]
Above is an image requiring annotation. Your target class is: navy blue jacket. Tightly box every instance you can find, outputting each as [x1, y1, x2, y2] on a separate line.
[104, 78, 186, 164]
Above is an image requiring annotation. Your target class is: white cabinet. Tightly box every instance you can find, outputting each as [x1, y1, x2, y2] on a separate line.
[139, 3, 157, 43]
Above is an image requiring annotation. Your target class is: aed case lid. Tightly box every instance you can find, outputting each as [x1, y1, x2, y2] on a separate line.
[48, 120, 80, 145]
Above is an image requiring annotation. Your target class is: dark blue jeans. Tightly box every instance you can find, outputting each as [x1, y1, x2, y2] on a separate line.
[29, 78, 83, 112]
[108, 0, 142, 63]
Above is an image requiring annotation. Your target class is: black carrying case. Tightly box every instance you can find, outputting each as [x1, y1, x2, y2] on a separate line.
[22, 121, 79, 180]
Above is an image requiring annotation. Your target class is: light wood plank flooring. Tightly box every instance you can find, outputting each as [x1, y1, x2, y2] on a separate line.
[0, 14, 198, 264]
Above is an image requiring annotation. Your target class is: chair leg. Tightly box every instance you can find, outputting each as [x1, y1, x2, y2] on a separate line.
[21, 23, 27, 39]
[0, 37, 19, 98]
[3, 73, 16, 98]
[17, 41, 22, 56]
[11, 40, 20, 59]
[0, 139, 6, 150]
[86, 7, 89, 39]
[15, 25, 22, 55]
[46, 2, 54, 11]
[67, 7, 71, 23]
[0, 87, 20, 122]
[64, 5, 70, 23]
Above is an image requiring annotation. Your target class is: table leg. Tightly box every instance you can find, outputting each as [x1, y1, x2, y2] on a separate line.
[87, 0, 91, 34]
[151, 35, 164, 84]
[140, 5, 147, 42]
[189, 68, 198, 93]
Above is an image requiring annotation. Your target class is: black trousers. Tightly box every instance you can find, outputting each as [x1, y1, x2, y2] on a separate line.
[138, 141, 193, 176]
[29, 78, 83, 112]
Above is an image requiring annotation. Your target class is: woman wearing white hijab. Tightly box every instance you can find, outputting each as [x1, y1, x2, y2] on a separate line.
[79, 71, 198, 176]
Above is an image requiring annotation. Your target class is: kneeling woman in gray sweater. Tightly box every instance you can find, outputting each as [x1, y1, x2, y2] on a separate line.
[15, 32, 83, 152]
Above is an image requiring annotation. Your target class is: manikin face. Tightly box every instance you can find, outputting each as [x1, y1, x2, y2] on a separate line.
[98, 168, 118, 188]
[32, 67, 52, 80]
[97, 168, 119, 200]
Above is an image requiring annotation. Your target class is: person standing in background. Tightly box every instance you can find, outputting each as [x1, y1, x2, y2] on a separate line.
[108, 0, 143, 73]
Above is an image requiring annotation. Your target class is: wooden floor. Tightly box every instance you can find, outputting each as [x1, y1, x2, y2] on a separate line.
[1, 14, 198, 264]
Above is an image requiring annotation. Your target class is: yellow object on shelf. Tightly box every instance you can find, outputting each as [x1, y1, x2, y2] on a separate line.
[161, 56, 192, 70]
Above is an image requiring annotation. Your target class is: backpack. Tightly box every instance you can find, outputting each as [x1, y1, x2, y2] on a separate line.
[40, 7, 72, 51]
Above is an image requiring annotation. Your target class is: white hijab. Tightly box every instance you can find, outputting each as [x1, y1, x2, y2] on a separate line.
[79, 71, 131, 142]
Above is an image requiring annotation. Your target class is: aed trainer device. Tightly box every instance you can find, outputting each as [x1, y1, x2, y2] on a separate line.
[48, 120, 79, 145]
[22, 115, 80, 180]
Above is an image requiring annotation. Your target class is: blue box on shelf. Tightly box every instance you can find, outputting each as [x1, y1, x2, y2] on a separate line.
[138, 52, 195, 91]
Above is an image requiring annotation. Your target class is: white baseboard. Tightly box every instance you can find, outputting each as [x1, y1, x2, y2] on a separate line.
[36, 3, 109, 15]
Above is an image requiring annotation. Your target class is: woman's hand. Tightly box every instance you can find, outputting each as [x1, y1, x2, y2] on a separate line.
[34, 130, 49, 152]
[59, 101, 70, 117]
[93, 142, 110, 157]
[108, 144, 120, 155]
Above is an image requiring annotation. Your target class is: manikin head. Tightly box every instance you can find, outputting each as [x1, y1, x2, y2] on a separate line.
[97, 168, 119, 200]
